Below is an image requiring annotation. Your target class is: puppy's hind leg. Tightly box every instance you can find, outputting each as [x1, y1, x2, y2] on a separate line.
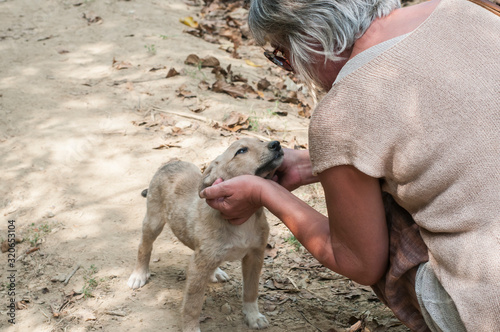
[182, 252, 220, 332]
[128, 211, 166, 289]
[242, 248, 269, 329]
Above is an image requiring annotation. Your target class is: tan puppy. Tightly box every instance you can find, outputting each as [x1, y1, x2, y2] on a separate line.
[128, 138, 283, 332]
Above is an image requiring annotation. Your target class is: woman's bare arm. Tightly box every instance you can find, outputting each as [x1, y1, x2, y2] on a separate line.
[201, 165, 388, 285]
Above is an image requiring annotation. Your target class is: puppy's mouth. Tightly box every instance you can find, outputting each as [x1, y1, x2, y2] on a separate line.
[254, 149, 284, 179]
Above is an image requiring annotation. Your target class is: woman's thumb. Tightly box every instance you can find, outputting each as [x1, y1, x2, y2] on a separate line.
[199, 178, 224, 198]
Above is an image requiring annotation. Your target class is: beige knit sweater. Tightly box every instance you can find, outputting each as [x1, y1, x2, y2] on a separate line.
[309, 0, 500, 330]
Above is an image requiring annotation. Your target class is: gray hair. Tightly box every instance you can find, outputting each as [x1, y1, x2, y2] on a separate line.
[248, 0, 401, 87]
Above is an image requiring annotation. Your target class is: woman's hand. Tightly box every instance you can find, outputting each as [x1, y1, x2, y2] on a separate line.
[199, 149, 317, 224]
[199, 175, 267, 225]
[274, 148, 319, 191]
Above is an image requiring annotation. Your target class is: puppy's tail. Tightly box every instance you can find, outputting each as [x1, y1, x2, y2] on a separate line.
[141, 189, 148, 197]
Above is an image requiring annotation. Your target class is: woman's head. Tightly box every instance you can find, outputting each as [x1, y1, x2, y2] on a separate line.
[248, 0, 400, 88]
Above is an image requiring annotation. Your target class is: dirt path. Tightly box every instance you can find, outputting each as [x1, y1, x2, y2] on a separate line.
[1, 1, 408, 331]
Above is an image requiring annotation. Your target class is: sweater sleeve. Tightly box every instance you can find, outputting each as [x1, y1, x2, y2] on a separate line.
[308, 85, 401, 180]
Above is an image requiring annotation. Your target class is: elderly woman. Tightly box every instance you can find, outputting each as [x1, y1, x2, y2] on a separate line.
[200, 0, 500, 331]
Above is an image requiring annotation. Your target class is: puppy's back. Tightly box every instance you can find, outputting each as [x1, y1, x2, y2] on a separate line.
[149, 160, 201, 199]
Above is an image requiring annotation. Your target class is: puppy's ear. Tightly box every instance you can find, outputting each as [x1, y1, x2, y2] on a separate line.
[199, 160, 220, 193]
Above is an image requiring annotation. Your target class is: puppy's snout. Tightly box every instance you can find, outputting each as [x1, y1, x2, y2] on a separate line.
[268, 141, 281, 151]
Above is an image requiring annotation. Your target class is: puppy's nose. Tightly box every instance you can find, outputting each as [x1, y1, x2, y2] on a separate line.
[268, 141, 281, 151]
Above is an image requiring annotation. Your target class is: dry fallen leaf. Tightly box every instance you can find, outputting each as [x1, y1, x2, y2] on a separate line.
[1, 240, 9, 253]
[298, 105, 312, 118]
[179, 16, 199, 28]
[231, 74, 247, 83]
[241, 83, 257, 95]
[221, 111, 249, 132]
[257, 78, 271, 91]
[175, 84, 196, 98]
[152, 144, 182, 150]
[200, 56, 220, 68]
[16, 300, 29, 310]
[265, 243, 279, 259]
[224, 111, 249, 127]
[190, 107, 206, 113]
[184, 28, 202, 38]
[1, 237, 22, 253]
[280, 91, 300, 104]
[199, 20, 216, 34]
[82, 12, 102, 24]
[212, 79, 247, 99]
[219, 27, 240, 41]
[166, 68, 180, 78]
[131, 121, 147, 126]
[347, 320, 363, 332]
[198, 80, 210, 91]
[184, 54, 200, 66]
[245, 59, 262, 68]
[149, 65, 166, 72]
[212, 66, 228, 80]
[112, 57, 133, 70]
[287, 136, 308, 150]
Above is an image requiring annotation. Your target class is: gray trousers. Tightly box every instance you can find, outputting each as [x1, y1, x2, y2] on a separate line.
[415, 263, 467, 332]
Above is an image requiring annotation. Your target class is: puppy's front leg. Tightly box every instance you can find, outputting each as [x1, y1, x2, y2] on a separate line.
[128, 213, 166, 289]
[182, 252, 218, 332]
[242, 249, 269, 330]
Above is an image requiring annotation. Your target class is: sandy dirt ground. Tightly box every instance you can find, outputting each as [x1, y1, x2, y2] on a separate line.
[0, 1, 412, 331]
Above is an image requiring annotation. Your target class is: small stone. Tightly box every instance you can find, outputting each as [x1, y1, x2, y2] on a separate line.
[51, 273, 66, 282]
[220, 302, 232, 314]
[174, 120, 192, 129]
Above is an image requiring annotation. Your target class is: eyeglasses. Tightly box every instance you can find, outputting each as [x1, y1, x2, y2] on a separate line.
[264, 49, 293, 72]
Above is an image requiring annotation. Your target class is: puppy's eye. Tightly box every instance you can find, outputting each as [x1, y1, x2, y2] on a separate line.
[234, 147, 248, 156]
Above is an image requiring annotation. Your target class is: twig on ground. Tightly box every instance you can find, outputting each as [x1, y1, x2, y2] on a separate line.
[39, 308, 51, 320]
[158, 109, 212, 123]
[287, 276, 300, 291]
[298, 309, 323, 332]
[26, 247, 40, 255]
[64, 264, 81, 285]
[110, 76, 166, 86]
[241, 131, 272, 141]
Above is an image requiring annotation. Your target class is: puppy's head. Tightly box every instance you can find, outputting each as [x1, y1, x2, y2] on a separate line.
[199, 138, 284, 192]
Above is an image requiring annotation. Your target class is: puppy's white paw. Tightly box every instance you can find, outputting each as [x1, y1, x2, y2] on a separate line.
[244, 312, 269, 330]
[182, 320, 201, 332]
[182, 327, 201, 332]
[210, 267, 230, 283]
[243, 301, 269, 329]
[127, 270, 150, 289]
